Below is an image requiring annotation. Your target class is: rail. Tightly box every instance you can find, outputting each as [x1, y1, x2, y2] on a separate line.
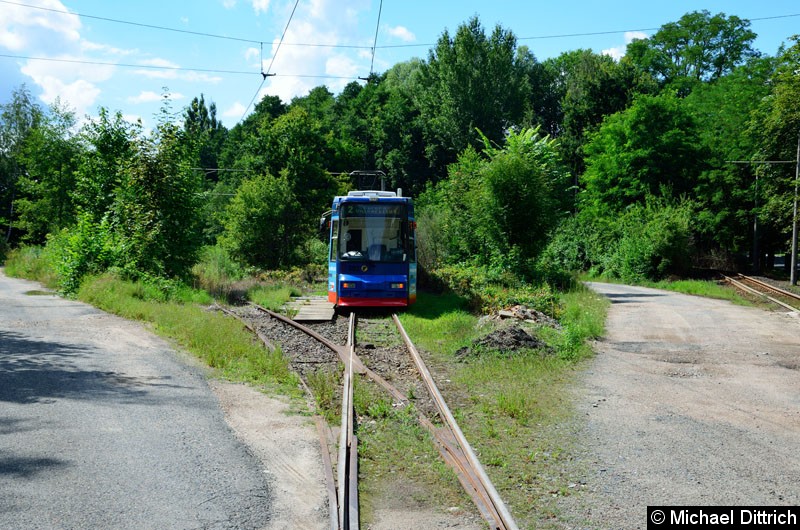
[224, 306, 518, 530]
[722, 274, 800, 312]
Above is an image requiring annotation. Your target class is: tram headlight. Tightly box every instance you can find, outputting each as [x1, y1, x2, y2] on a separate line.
[390, 283, 405, 289]
[342, 282, 356, 289]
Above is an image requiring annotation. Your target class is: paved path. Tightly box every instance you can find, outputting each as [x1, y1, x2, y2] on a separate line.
[0, 271, 272, 529]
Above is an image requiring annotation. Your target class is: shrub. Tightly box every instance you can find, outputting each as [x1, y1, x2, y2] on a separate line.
[605, 200, 694, 282]
[219, 172, 304, 269]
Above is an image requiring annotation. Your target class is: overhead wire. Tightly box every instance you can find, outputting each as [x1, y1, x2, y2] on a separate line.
[0, 53, 356, 79]
[2, 0, 798, 52]
[239, 0, 301, 124]
[368, 0, 384, 76]
[0, 0, 262, 45]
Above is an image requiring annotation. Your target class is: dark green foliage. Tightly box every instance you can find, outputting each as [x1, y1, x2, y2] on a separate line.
[74, 108, 140, 220]
[747, 37, 800, 261]
[219, 172, 303, 269]
[541, 199, 694, 282]
[14, 100, 79, 243]
[626, 10, 758, 93]
[417, 127, 566, 307]
[550, 50, 650, 179]
[0, 87, 43, 237]
[605, 200, 694, 282]
[111, 120, 203, 279]
[415, 17, 533, 174]
[582, 93, 708, 213]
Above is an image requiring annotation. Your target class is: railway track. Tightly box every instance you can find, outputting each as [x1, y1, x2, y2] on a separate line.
[220, 304, 518, 530]
[722, 273, 800, 311]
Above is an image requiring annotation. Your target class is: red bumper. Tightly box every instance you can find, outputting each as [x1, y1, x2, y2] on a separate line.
[337, 296, 410, 307]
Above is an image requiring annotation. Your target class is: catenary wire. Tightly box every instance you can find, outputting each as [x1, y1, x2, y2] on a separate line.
[368, 0, 383, 75]
[0, 53, 356, 79]
[2, 0, 797, 51]
[239, 0, 302, 124]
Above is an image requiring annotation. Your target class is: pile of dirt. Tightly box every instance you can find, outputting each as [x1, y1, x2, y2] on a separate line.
[456, 325, 552, 359]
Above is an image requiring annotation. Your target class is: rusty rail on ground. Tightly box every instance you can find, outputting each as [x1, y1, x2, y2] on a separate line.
[223, 305, 518, 529]
[722, 274, 800, 312]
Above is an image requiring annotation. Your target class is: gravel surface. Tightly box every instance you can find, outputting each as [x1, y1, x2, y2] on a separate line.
[0, 271, 274, 529]
[556, 282, 800, 529]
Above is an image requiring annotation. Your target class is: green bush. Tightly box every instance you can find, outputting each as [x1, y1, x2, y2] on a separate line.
[605, 200, 693, 282]
[219, 172, 304, 269]
[539, 198, 694, 283]
[431, 262, 560, 315]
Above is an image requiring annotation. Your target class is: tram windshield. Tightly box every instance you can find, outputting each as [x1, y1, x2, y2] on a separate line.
[336, 203, 413, 262]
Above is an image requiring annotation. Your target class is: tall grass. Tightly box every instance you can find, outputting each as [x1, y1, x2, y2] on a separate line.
[247, 284, 302, 311]
[4, 245, 62, 288]
[77, 273, 300, 394]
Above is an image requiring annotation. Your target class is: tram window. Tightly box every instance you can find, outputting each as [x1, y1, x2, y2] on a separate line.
[329, 220, 339, 261]
[337, 203, 410, 262]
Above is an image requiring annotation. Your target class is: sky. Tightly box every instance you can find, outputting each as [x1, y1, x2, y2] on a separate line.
[1, 0, 799, 130]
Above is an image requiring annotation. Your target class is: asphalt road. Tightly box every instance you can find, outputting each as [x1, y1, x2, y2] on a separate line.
[0, 271, 272, 529]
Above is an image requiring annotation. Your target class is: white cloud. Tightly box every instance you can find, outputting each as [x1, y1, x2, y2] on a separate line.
[252, 0, 270, 15]
[222, 0, 237, 8]
[602, 31, 650, 61]
[385, 25, 415, 43]
[27, 74, 100, 116]
[223, 101, 247, 118]
[326, 54, 360, 78]
[80, 40, 138, 56]
[254, 0, 373, 103]
[0, 0, 81, 53]
[19, 53, 115, 116]
[245, 47, 261, 63]
[127, 91, 164, 104]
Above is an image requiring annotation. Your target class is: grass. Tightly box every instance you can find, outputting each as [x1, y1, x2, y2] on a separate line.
[247, 283, 302, 311]
[5, 246, 610, 527]
[76, 272, 302, 396]
[3, 245, 61, 288]
[355, 285, 609, 528]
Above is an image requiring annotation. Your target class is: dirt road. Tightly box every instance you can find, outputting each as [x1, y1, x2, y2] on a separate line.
[558, 283, 800, 529]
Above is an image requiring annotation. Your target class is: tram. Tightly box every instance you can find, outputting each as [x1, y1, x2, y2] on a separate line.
[324, 188, 417, 307]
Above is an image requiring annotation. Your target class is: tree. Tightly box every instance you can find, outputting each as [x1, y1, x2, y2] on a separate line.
[415, 16, 531, 174]
[111, 116, 204, 279]
[183, 94, 227, 183]
[13, 99, 80, 244]
[581, 93, 708, 214]
[554, 50, 647, 179]
[219, 172, 302, 269]
[74, 108, 141, 220]
[263, 106, 336, 224]
[0, 85, 43, 244]
[626, 10, 758, 94]
[748, 37, 800, 262]
[683, 57, 776, 256]
[418, 127, 566, 275]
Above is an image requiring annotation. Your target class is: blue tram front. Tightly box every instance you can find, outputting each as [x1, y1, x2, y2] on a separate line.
[326, 190, 417, 307]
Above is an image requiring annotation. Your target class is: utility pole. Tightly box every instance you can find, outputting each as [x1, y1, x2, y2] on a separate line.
[790, 132, 800, 285]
